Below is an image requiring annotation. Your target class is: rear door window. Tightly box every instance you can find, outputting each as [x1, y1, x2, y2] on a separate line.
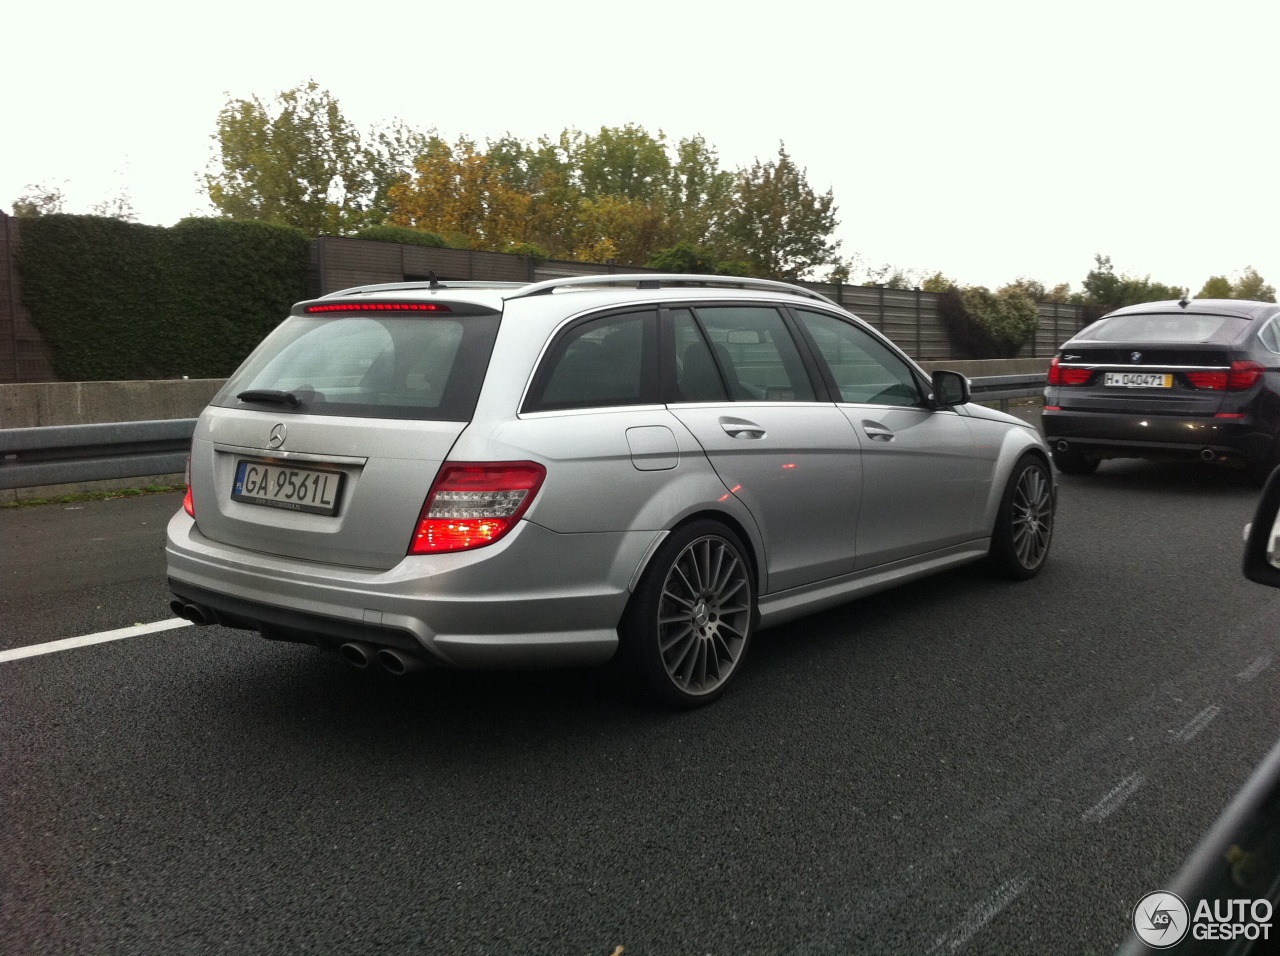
[214, 313, 500, 421]
[692, 306, 816, 402]
[524, 310, 658, 412]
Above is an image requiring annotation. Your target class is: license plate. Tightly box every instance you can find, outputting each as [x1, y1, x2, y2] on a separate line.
[232, 460, 344, 515]
[1104, 372, 1172, 388]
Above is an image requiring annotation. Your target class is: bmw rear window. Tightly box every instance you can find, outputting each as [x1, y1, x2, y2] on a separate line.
[212, 313, 500, 421]
[1083, 313, 1243, 343]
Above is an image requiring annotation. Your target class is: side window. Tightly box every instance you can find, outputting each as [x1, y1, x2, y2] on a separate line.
[693, 306, 816, 402]
[525, 310, 656, 412]
[795, 310, 923, 407]
[669, 309, 729, 402]
[1260, 318, 1280, 354]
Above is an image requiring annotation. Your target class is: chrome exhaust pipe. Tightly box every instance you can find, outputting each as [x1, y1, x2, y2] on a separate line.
[339, 642, 376, 669]
[377, 648, 426, 675]
[170, 600, 210, 625]
[1201, 448, 1217, 461]
[1056, 440, 1069, 452]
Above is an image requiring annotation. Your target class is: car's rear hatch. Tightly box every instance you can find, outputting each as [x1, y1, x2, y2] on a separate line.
[189, 295, 502, 571]
[1053, 311, 1253, 415]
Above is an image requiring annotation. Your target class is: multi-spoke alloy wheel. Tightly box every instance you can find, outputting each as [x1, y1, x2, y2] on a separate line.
[1010, 464, 1053, 570]
[620, 520, 755, 708]
[988, 456, 1054, 580]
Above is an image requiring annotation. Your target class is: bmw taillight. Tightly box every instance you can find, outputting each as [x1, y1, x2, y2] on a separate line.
[409, 462, 546, 554]
[1048, 356, 1091, 386]
[1187, 361, 1265, 391]
[182, 455, 195, 517]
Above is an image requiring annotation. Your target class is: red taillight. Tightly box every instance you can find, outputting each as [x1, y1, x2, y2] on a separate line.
[1186, 362, 1264, 391]
[304, 302, 452, 313]
[1048, 356, 1092, 386]
[1185, 370, 1227, 390]
[409, 462, 546, 554]
[1228, 360, 1265, 390]
[183, 455, 194, 517]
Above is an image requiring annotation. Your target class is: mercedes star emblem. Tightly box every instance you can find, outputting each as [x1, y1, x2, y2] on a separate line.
[268, 423, 287, 449]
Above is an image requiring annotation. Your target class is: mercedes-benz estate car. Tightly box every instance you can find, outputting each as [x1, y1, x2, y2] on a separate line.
[166, 274, 1055, 707]
[1043, 298, 1280, 479]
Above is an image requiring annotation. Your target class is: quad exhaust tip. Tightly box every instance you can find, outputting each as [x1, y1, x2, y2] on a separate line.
[339, 642, 375, 669]
[170, 600, 211, 626]
[376, 648, 426, 675]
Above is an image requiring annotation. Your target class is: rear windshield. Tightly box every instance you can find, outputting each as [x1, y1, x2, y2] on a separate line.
[212, 313, 500, 421]
[1083, 313, 1241, 343]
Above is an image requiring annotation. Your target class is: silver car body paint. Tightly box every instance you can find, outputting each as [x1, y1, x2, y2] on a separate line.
[166, 282, 1051, 668]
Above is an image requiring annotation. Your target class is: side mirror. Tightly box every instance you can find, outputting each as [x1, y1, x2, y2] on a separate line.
[931, 370, 970, 407]
[1244, 466, 1280, 588]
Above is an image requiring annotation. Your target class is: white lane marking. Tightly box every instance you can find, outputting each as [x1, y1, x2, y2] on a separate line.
[1238, 655, 1273, 683]
[1082, 773, 1145, 823]
[0, 619, 192, 663]
[930, 876, 1030, 953]
[1171, 705, 1221, 744]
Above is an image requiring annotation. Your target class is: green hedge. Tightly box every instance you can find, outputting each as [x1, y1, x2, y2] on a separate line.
[352, 224, 447, 248]
[16, 215, 309, 380]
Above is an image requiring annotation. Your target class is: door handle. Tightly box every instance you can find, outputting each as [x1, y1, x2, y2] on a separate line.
[719, 417, 766, 439]
[862, 421, 895, 442]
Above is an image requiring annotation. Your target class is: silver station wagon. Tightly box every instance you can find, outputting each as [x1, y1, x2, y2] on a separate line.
[167, 275, 1055, 707]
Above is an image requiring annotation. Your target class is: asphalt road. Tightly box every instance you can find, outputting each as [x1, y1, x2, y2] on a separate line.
[3, 462, 1279, 955]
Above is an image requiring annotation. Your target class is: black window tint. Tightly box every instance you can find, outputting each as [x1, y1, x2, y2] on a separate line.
[693, 306, 815, 402]
[795, 310, 922, 406]
[527, 310, 655, 411]
[670, 309, 728, 402]
[214, 314, 499, 421]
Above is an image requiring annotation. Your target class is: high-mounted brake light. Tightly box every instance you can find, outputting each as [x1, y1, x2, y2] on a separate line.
[304, 302, 452, 313]
[409, 462, 546, 554]
[183, 454, 195, 517]
[1186, 361, 1265, 391]
[1048, 356, 1091, 386]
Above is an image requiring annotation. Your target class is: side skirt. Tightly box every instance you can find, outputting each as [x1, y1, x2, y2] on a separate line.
[756, 540, 991, 629]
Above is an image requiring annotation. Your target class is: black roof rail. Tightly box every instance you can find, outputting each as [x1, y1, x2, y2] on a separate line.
[502, 273, 836, 305]
[321, 280, 527, 298]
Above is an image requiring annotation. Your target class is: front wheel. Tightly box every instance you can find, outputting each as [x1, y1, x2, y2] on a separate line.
[987, 455, 1054, 580]
[619, 520, 755, 709]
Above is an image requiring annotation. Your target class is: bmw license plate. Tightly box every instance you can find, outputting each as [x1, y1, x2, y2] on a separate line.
[232, 459, 344, 515]
[1104, 372, 1172, 388]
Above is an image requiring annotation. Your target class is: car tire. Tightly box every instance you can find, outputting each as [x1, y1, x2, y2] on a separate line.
[1051, 443, 1098, 475]
[619, 520, 755, 709]
[987, 455, 1054, 580]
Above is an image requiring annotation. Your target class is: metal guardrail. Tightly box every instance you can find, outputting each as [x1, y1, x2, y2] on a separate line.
[0, 418, 196, 490]
[0, 374, 1046, 491]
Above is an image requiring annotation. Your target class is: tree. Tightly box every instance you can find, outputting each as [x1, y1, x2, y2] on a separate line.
[921, 272, 957, 293]
[668, 135, 735, 249]
[721, 145, 839, 280]
[1081, 254, 1185, 309]
[387, 136, 532, 251]
[89, 190, 137, 222]
[203, 81, 383, 236]
[1197, 275, 1233, 299]
[1232, 266, 1276, 302]
[11, 183, 66, 217]
[576, 125, 672, 203]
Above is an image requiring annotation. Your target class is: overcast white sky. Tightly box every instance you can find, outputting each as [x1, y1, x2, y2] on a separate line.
[3, 0, 1277, 292]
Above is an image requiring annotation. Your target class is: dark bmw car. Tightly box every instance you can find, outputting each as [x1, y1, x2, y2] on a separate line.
[1043, 298, 1280, 478]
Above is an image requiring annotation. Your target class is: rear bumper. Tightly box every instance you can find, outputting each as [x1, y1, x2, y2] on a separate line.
[1042, 408, 1270, 462]
[166, 510, 662, 668]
